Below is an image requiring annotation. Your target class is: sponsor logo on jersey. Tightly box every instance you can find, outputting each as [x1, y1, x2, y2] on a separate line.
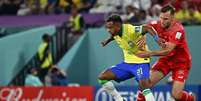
[135, 26, 141, 33]
[176, 32, 182, 39]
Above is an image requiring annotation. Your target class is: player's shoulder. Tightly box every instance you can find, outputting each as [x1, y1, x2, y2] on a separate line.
[124, 23, 134, 28]
[171, 21, 185, 39]
[149, 20, 160, 25]
[148, 20, 160, 29]
[123, 23, 136, 31]
[173, 20, 185, 31]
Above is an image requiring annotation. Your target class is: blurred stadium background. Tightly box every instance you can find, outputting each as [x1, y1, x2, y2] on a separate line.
[0, 0, 201, 101]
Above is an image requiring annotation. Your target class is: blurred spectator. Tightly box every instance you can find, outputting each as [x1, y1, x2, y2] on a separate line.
[67, 6, 85, 46]
[78, 0, 93, 13]
[89, 0, 120, 13]
[44, 0, 57, 14]
[25, 0, 39, 14]
[122, 7, 144, 25]
[121, 1, 152, 24]
[122, 0, 151, 11]
[72, 0, 92, 12]
[137, 0, 152, 11]
[148, 4, 162, 21]
[162, 0, 182, 11]
[49, 66, 68, 86]
[25, 68, 43, 86]
[68, 6, 85, 34]
[175, 0, 190, 24]
[17, 0, 32, 15]
[138, 9, 150, 24]
[17, 0, 42, 15]
[121, 5, 136, 22]
[0, 0, 3, 11]
[57, 0, 72, 13]
[39, 0, 48, 12]
[0, 0, 21, 15]
[37, 34, 53, 83]
[174, 1, 201, 25]
[72, 0, 82, 10]
[121, 0, 134, 10]
[188, 8, 201, 25]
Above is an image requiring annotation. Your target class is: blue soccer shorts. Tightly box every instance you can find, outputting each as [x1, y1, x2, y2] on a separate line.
[108, 62, 150, 82]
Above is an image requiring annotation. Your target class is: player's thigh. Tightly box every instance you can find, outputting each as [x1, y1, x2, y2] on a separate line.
[131, 63, 151, 89]
[149, 60, 170, 87]
[172, 63, 190, 82]
[98, 62, 130, 81]
[134, 63, 150, 80]
[138, 79, 151, 90]
[128, 63, 152, 89]
[171, 65, 190, 99]
[171, 81, 185, 99]
[98, 69, 116, 80]
[148, 70, 164, 87]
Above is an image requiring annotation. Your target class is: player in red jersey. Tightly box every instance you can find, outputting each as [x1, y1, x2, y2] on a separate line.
[136, 5, 196, 101]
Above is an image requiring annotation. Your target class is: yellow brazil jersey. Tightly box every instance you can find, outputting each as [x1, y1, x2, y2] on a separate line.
[113, 24, 150, 63]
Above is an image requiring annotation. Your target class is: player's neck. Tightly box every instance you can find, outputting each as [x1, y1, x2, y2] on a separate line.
[168, 20, 176, 28]
[162, 22, 174, 30]
[165, 24, 171, 29]
[117, 25, 123, 37]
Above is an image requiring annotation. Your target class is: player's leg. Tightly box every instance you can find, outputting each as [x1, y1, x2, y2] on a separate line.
[134, 63, 155, 101]
[137, 70, 165, 101]
[171, 68, 196, 101]
[98, 70, 124, 101]
[98, 62, 132, 101]
[136, 61, 168, 101]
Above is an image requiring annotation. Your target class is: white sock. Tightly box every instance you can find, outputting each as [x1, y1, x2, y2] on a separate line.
[102, 81, 124, 101]
[142, 89, 155, 101]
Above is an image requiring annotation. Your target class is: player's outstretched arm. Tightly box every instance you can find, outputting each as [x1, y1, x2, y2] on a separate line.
[101, 36, 114, 47]
[141, 25, 166, 48]
[136, 42, 176, 58]
[149, 42, 176, 56]
[141, 25, 157, 36]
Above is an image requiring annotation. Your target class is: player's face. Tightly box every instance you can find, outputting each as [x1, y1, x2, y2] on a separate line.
[105, 21, 121, 36]
[159, 11, 173, 28]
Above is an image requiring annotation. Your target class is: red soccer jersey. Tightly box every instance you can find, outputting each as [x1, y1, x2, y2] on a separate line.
[148, 20, 192, 64]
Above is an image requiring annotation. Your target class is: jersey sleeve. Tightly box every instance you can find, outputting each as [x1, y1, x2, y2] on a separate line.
[132, 25, 143, 36]
[146, 20, 158, 33]
[125, 24, 143, 36]
[169, 30, 184, 44]
[147, 20, 157, 27]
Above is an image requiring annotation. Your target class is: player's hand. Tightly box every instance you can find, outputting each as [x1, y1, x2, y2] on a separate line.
[157, 38, 166, 48]
[136, 51, 151, 58]
[136, 36, 146, 48]
[101, 40, 107, 47]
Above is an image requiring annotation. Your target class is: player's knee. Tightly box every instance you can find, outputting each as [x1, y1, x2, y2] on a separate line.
[148, 83, 154, 88]
[98, 73, 106, 80]
[139, 79, 151, 89]
[98, 74, 110, 85]
[98, 79, 109, 85]
[171, 90, 182, 100]
[98, 71, 114, 80]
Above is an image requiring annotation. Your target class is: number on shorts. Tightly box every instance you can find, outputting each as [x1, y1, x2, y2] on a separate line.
[137, 67, 143, 76]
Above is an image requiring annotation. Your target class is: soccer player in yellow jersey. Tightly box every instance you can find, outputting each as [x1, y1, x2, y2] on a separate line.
[98, 14, 164, 101]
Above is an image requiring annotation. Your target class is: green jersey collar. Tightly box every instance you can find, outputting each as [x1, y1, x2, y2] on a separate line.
[117, 25, 123, 37]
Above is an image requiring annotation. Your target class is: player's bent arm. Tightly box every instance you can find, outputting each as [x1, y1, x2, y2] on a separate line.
[141, 25, 159, 41]
[141, 25, 166, 48]
[101, 35, 114, 46]
[150, 42, 176, 56]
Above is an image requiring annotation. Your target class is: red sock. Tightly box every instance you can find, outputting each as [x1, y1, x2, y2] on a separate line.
[180, 91, 194, 101]
[136, 91, 146, 101]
